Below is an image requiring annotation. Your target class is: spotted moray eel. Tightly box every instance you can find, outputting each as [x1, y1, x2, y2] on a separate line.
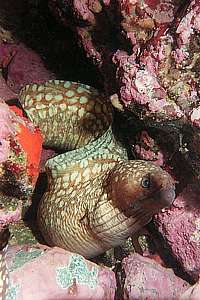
[19, 80, 175, 259]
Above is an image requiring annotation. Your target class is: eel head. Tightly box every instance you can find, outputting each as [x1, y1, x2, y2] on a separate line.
[107, 160, 175, 219]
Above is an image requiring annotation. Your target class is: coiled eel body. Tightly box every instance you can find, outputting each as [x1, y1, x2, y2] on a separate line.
[20, 80, 176, 259]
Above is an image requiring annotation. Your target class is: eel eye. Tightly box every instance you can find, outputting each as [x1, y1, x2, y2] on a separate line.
[141, 176, 150, 189]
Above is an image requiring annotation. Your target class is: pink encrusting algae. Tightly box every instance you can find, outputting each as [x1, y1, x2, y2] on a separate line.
[0, 101, 21, 163]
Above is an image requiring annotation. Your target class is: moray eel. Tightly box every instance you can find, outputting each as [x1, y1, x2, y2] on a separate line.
[20, 80, 176, 258]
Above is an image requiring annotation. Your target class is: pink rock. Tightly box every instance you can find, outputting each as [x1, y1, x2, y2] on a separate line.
[0, 75, 17, 101]
[132, 130, 165, 167]
[0, 102, 43, 229]
[6, 244, 116, 300]
[179, 279, 200, 300]
[40, 148, 57, 172]
[49, 0, 200, 125]
[0, 42, 55, 93]
[153, 184, 200, 281]
[122, 253, 189, 300]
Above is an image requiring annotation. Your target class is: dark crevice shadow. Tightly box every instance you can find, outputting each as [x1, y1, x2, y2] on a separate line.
[23, 172, 48, 244]
[0, 0, 101, 88]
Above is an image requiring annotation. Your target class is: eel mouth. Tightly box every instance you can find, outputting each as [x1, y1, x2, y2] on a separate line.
[139, 186, 176, 214]
[153, 186, 176, 210]
[127, 185, 176, 217]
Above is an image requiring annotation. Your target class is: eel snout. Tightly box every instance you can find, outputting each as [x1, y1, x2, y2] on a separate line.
[153, 186, 176, 211]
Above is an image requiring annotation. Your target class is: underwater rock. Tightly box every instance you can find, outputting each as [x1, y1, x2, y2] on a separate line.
[49, 0, 200, 123]
[49, 1, 200, 184]
[152, 184, 200, 282]
[122, 253, 189, 300]
[0, 101, 43, 229]
[0, 42, 55, 93]
[40, 148, 57, 172]
[179, 279, 200, 300]
[5, 244, 116, 300]
[0, 75, 17, 101]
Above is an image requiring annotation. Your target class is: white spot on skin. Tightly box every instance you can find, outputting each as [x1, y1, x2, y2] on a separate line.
[38, 86, 44, 92]
[69, 97, 79, 104]
[27, 107, 36, 114]
[64, 81, 71, 89]
[61, 210, 66, 218]
[40, 110, 47, 118]
[55, 94, 63, 101]
[57, 189, 65, 196]
[59, 200, 64, 208]
[77, 86, 86, 93]
[43, 124, 48, 132]
[102, 164, 108, 171]
[65, 90, 75, 98]
[38, 111, 44, 119]
[49, 106, 55, 117]
[71, 115, 77, 122]
[69, 105, 78, 112]
[80, 160, 89, 168]
[71, 172, 78, 181]
[67, 187, 73, 194]
[82, 168, 91, 180]
[60, 103, 67, 111]
[75, 174, 82, 185]
[45, 94, 53, 101]
[95, 164, 101, 173]
[114, 176, 119, 182]
[32, 84, 37, 92]
[25, 94, 30, 102]
[71, 190, 77, 198]
[36, 103, 46, 110]
[63, 174, 70, 182]
[36, 94, 43, 101]
[78, 108, 85, 117]
[28, 99, 34, 106]
[79, 96, 88, 104]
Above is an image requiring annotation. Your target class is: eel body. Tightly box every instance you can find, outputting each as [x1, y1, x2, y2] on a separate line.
[20, 80, 176, 258]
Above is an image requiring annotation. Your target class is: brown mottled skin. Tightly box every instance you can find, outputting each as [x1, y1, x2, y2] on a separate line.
[20, 80, 176, 258]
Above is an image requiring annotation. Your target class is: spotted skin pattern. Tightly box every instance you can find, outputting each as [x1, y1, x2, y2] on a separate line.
[19, 80, 176, 259]
[0, 246, 9, 299]
[20, 80, 112, 150]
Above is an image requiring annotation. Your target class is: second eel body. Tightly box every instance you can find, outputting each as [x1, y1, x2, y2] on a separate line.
[20, 80, 175, 258]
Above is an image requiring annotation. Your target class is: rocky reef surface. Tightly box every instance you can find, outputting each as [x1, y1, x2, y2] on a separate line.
[0, 0, 200, 299]
[49, 0, 200, 284]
